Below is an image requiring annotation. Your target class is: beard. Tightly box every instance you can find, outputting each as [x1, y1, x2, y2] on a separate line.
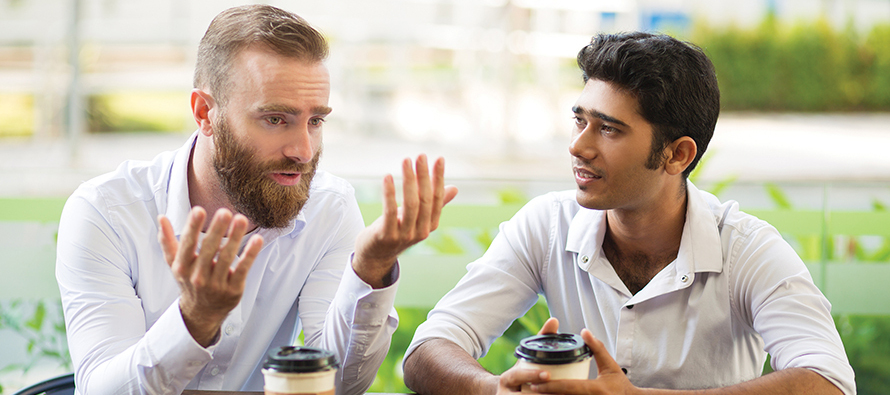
[211, 115, 321, 229]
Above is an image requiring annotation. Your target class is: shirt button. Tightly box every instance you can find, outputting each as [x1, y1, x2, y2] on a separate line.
[225, 325, 235, 335]
[580, 255, 589, 264]
[626, 305, 634, 309]
[680, 274, 689, 283]
[210, 366, 220, 376]
[621, 368, 628, 374]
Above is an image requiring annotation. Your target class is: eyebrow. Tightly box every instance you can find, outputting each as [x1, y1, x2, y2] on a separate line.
[572, 105, 629, 127]
[257, 104, 333, 116]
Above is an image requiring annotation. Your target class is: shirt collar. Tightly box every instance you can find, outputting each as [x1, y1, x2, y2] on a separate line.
[164, 131, 308, 240]
[165, 132, 197, 235]
[564, 181, 724, 275]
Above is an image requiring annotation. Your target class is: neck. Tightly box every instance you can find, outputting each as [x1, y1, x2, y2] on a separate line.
[604, 180, 688, 272]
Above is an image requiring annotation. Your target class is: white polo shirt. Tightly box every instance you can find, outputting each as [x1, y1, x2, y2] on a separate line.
[407, 183, 854, 395]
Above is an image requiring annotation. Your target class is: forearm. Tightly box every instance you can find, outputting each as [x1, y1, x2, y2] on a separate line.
[403, 338, 499, 395]
[641, 368, 843, 395]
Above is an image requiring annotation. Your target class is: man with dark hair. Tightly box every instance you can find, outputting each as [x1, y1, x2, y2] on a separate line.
[56, 5, 457, 394]
[402, 32, 854, 395]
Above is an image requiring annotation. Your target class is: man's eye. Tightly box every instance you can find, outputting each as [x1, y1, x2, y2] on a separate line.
[573, 116, 585, 126]
[267, 116, 284, 125]
[310, 118, 326, 126]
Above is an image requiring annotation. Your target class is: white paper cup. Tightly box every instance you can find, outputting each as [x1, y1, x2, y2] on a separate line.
[514, 333, 592, 393]
[262, 346, 338, 395]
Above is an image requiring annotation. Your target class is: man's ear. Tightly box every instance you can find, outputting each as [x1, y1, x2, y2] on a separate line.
[664, 136, 697, 176]
[191, 89, 216, 137]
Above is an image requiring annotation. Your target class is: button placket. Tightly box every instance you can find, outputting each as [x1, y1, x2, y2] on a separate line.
[615, 299, 636, 370]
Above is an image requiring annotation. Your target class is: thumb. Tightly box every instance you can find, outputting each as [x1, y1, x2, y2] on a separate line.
[581, 328, 622, 376]
[538, 317, 560, 335]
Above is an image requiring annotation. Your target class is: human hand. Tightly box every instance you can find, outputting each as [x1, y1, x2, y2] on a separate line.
[157, 207, 263, 347]
[352, 154, 458, 288]
[525, 326, 639, 395]
[492, 318, 562, 394]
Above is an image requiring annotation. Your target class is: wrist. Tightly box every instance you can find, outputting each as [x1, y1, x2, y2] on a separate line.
[351, 253, 397, 289]
[179, 302, 224, 348]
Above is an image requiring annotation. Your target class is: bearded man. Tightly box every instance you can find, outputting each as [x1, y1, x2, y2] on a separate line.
[55, 5, 457, 395]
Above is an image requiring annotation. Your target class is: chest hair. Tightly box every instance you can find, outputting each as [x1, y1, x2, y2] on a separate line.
[602, 237, 677, 295]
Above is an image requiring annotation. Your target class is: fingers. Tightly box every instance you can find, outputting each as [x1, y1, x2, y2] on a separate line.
[400, 157, 419, 239]
[157, 215, 178, 267]
[414, 154, 433, 238]
[214, 213, 250, 283]
[428, 156, 447, 231]
[538, 317, 560, 335]
[581, 328, 622, 376]
[500, 366, 550, 392]
[175, 207, 207, 274]
[194, 209, 233, 282]
[230, 234, 263, 285]
[380, 174, 398, 236]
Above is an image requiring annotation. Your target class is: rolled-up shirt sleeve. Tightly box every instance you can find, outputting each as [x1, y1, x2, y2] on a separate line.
[405, 196, 549, 363]
[727, 219, 856, 395]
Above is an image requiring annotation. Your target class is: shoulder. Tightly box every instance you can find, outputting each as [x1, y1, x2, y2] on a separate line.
[692, 186, 774, 239]
[67, 150, 177, 218]
[300, 171, 361, 225]
[305, 170, 357, 207]
[500, 190, 582, 244]
[518, 190, 580, 220]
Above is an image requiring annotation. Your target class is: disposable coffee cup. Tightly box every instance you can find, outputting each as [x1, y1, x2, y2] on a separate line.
[262, 346, 339, 395]
[514, 333, 592, 393]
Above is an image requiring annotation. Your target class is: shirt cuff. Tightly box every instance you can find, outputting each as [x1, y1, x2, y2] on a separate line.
[142, 299, 215, 382]
[336, 255, 400, 325]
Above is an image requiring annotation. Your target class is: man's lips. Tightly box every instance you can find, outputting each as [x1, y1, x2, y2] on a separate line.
[269, 172, 302, 186]
[574, 167, 602, 181]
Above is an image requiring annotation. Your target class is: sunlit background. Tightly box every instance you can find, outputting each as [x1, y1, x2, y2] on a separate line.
[1, 0, 889, 393]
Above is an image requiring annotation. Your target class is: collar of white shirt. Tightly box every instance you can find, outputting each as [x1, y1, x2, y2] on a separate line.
[564, 182, 725, 300]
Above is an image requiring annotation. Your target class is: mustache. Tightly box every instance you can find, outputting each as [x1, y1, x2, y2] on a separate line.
[572, 159, 605, 177]
[261, 158, 315, 174]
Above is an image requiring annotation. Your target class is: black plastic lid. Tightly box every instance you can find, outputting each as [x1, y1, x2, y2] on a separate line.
[514, 333, 591, 365]
[263, 346, 339, 373]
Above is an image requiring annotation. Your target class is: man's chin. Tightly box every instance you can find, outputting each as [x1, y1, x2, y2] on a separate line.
[575, 189, 605, 210]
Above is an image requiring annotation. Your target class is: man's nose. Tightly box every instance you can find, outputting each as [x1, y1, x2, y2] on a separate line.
[569, 128, 597, 159]
[283, 125, 315, 163]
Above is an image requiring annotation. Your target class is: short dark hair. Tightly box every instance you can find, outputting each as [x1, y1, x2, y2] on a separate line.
[194, 4, 329, 106]
[576, 32, 720, 178]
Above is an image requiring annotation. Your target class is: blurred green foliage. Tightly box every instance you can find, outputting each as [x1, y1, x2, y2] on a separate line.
[695, 15, 890, 111]
[837, 315, 890, 394]
[0, 299, 71, 394]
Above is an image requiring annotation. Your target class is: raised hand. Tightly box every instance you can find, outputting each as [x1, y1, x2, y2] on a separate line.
[157, 207, 264, 347]
[352, 154, 459, 288]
